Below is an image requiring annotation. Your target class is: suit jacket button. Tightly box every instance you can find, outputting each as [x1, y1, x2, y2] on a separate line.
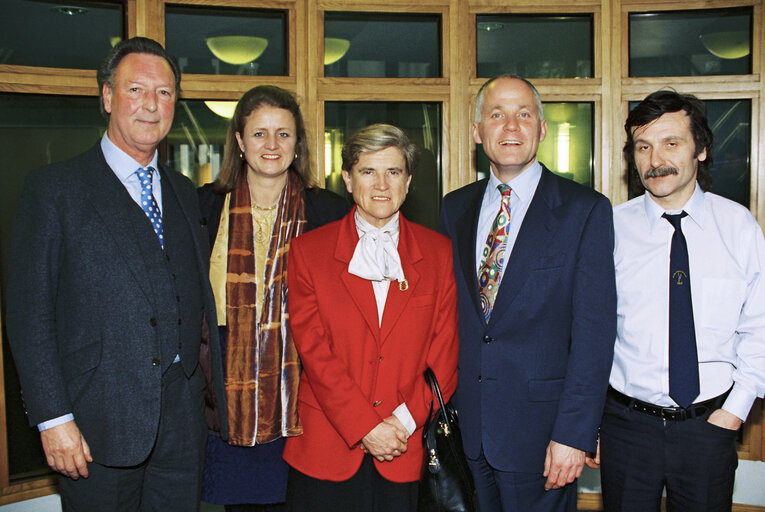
[478, 375, 482, 383]
[483, 335, 493, 344]
[150, 318, 158, 327]
[373, 400, 382, 407]
[152, 358, 160, 366]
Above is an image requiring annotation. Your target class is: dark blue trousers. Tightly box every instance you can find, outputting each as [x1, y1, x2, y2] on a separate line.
[600, 395, 737, 512]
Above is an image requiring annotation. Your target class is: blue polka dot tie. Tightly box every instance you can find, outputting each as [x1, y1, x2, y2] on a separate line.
[135, 167, 163, 248]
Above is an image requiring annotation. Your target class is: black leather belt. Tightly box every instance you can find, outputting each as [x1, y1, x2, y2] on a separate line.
[607, 386, 731, 421]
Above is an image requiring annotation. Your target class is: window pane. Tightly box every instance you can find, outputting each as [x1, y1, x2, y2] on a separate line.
[629, 8, 752, 77]
[166, 100, 232, 187]
[324, 13, 441, 78]
[476, 14, 593, 79]
[165, 5, 287, 76]
[325, 102, 442, 230]
[626, 99, 750, 207]
[0, 93, 106, 481]
[0, 0, 122, 69]
[476, 102, 594, 188]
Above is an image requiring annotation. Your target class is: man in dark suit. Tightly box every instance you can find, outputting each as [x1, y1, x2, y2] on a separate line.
[439, 75, 617, 511]
[6, 37, 227, 511]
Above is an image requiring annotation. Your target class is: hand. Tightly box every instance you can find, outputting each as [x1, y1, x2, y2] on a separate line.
[584, 438, 600, 469]
[361, 420, 408, 462]
[383, 415, 411, 440]
[40, 420, 92, 480]
[707, 409, 743, 431]
[543, 440, 584, 490]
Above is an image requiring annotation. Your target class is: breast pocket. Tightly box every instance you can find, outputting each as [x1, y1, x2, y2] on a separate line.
[700, 278, 746, 332]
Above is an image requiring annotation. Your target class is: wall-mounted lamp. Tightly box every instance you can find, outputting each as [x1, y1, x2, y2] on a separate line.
[206, 36, 268, 65]
[324, 38, 350, 65]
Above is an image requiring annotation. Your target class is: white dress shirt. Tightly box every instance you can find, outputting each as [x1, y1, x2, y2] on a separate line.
[475, 160, 542, 277]
[610, 185, 765, 421]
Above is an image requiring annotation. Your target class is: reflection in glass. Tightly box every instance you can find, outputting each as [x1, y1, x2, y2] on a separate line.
[476, 14, 593, 79]
[325, 102, 442, 230]
[0, 0, 122, 69]
[324, 13, 441, 78]
[167, 101, 232, 187]
[476, 102, 593, 188]
[165, 5, 286, 76]
[629, 8, 752, 77]
[0, 93, 107, 481]
[626, 99, 750, 207]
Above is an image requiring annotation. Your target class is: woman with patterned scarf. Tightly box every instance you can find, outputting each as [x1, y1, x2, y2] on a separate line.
[198, 85, 348, 512]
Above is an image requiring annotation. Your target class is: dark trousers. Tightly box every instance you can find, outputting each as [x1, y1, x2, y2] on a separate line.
[286, 455, 418, 512]
[467, 447, 577, 512]
[600, 394, 738, 512]
[59, 363, 207, 512]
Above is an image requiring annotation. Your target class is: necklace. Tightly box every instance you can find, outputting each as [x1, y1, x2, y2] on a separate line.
[252, 205, 277, 244]
[253, 203, 278, 212]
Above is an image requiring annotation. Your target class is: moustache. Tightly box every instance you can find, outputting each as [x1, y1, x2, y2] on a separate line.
[644, 167, 678, 179]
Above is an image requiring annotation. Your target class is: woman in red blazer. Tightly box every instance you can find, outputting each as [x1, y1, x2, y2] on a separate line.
[284, 124, 459, 511]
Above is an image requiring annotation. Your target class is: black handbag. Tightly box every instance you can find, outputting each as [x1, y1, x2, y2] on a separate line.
[418, 368, 475, 512]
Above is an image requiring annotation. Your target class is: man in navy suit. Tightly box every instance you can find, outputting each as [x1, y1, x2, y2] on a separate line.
[6, 37, 227, 511]
[439, 75, 616, 511]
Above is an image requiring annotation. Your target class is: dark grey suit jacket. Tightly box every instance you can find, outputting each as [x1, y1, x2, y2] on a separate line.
[6, 143, 228, 467]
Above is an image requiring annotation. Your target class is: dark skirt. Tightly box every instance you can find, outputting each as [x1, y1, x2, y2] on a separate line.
[202, 434, 289, 505]
[286, 455, 418, 512]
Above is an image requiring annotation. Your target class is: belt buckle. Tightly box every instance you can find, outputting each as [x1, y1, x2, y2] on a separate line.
[662, 406, 686, 421]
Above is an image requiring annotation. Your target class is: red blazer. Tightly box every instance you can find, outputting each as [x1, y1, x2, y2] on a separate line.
[284, 209, 459, 483]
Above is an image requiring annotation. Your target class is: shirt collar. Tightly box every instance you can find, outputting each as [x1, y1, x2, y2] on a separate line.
[486, 159, 543, 204]
[100, 132, 160, 183]
[643, 182, 705, 232]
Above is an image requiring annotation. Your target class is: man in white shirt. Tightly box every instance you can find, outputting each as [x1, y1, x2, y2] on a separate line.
[594, 90, 765, 511]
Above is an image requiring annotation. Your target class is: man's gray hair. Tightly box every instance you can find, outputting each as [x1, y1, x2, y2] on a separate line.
[474, 74, 545, 123]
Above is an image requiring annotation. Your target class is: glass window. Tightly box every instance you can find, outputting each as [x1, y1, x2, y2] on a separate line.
[476, 14, 593, 79]
[629, 8, 752, 77]
[0, 0, 122, 69]
[324, 13, 441, 78]
[324, 102, 442, 230]
[166, 100, 232, 187]
[0, 93, 107, 481]
[476, 102, 594, 188]
[165, 5, 287, 76]
[626, 99, 750, 207]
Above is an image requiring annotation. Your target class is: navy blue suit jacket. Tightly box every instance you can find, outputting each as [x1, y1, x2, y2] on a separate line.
[439, 166, 616, 472]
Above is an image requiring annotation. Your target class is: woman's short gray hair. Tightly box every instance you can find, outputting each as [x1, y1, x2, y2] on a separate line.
[341, 124, 419, 174]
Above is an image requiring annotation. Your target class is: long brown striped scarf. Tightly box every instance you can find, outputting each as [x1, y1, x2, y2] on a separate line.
[225, 171, 305, 445]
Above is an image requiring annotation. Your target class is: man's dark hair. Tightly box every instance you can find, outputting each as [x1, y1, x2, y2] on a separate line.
[96, 37, 181, 118]
[624, 89, 713, 194]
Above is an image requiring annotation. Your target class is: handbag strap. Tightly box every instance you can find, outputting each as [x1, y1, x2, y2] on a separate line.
[424, 367, 448, 415]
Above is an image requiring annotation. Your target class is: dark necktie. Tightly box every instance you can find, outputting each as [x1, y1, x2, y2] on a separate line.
[663, 211, 699, 408]
[136, 167, 164, 248]
[477, 184, 511, 322]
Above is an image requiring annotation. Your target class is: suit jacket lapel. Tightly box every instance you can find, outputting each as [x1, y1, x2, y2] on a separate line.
[81, 145, 154, 303]
[489, 168, 561, 326]
[379, 215, 421, 344]
[455, 179, 487, 319]
[336, 212, 381, 338]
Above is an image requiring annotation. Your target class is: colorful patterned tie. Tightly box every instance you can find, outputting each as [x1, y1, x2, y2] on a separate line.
[477, 184, 512, 322]
[136, 167, 163, 248]
[663, 211, 699, 408]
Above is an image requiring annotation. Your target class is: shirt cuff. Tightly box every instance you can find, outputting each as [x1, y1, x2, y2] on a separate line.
[38, 414, 74, 432]
[722, 383, 757, 422]
[393, 403, 416, 437]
